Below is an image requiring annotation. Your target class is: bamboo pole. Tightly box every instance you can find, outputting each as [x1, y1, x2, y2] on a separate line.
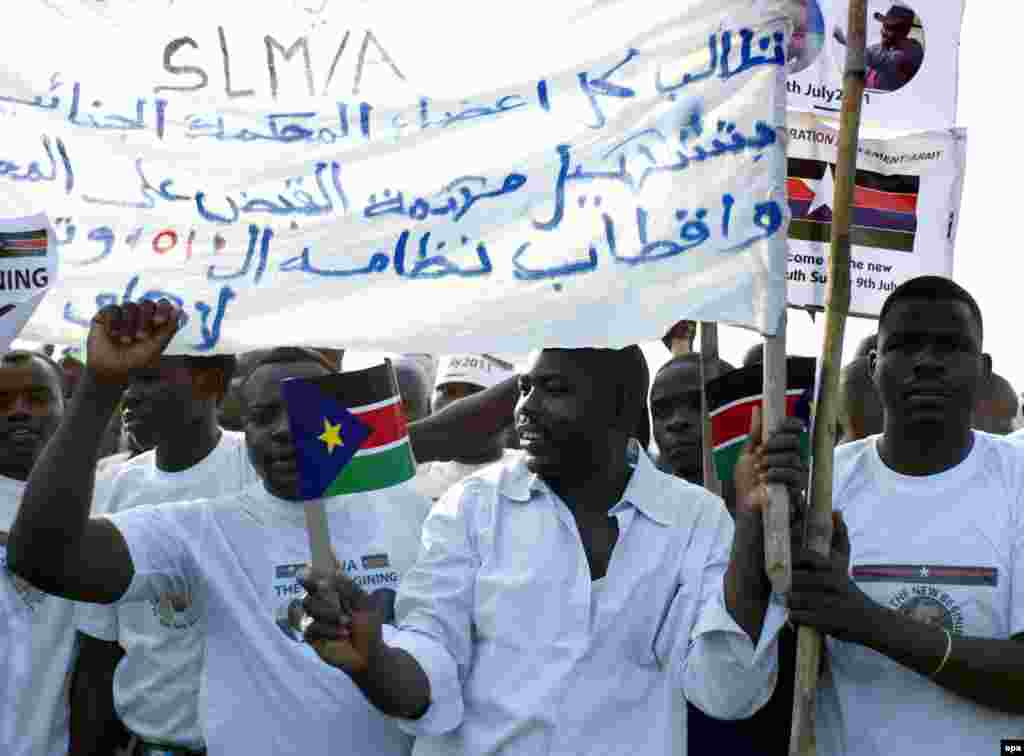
[762, 310, 790, 594]
[789, 2, 866, 754]
[699, 322, 721, 496]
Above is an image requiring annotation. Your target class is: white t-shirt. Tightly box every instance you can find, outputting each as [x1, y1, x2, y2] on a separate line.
[411, 452, 514, 505]
[1008, 427, 1024, 443]
[0, 472, 115, 756]
[108, 480, 429, 755]
[817, 432, 1024, 755]
[77, 430, 256, 749]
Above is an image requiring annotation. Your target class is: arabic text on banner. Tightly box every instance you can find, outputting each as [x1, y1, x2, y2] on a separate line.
[0, 0, 798, 354]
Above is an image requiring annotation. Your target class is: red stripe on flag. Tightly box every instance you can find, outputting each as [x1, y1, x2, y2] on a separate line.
[787, 178, 814, 202]
[710, 395, 802, 447]
[3, 240, 47, 248]
[352, 401, 408, 450]
[853, 186, 917, 214]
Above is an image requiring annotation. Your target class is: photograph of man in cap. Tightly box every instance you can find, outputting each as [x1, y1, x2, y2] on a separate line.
[834, 3, 924, 92]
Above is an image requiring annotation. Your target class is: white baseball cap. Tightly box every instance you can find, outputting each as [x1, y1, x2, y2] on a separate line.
[435, 354, 515, 391]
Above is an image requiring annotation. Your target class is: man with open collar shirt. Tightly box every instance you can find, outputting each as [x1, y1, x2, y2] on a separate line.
[301, 345, 806, 756]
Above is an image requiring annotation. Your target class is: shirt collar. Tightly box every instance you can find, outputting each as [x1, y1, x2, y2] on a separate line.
[500, 440, 674, 527]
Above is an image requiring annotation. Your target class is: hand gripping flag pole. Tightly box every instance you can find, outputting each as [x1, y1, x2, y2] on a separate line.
[789, 1, 866, 753]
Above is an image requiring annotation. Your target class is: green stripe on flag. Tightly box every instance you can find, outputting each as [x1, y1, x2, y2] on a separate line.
[789, 219, 915, 252]
[713, 437, 747, 485]
[325, 438, 416, 496]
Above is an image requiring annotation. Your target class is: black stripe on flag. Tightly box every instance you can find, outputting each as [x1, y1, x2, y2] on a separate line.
[787, 158, 921, 194]
[851, 564, 998, 587]
[304, 360, 400, 409]
[705, 356, 816, 413]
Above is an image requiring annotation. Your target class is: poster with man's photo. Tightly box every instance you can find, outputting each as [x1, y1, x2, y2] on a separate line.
[786, 0, 963, 130]
[785, 111, 966, 317]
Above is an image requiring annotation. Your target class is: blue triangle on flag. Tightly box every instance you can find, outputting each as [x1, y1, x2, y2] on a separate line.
[281, 377, 372, 500]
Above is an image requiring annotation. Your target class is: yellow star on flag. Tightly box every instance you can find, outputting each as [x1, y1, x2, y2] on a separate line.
[318, 417, 344, 454]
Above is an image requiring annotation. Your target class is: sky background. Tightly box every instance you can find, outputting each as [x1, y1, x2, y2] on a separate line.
[22, 4, 1011, 412]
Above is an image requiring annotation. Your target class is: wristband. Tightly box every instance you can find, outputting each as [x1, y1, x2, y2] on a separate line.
[931, 627, 952, 678]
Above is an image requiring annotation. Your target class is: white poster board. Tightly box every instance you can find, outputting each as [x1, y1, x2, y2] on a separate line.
[786, 0, 963, 130]
[0, 0, 799, 355]
[785, 111, 966, 316]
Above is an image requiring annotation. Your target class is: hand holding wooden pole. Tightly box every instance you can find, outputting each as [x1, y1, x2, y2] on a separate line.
[789, 2, 867, 753]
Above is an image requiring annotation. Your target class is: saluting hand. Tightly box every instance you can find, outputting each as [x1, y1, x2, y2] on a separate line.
[87, 300, 181, 385]
[299, 567, 384, 678]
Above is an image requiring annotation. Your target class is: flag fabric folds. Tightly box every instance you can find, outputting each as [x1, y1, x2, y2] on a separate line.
[281, 361, 416, 500]
[706, 357, 816, 485]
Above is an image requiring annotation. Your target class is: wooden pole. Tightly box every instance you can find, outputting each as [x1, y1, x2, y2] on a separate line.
[305, 500, 337, 573]
[789, 2, 866, 753]
[699, 322, 721, 496]
[762, 310, 790, 594]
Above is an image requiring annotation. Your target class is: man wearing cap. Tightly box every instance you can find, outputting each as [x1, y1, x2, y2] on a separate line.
[834, 4, 923, 92]
[411, 355, 517, 504]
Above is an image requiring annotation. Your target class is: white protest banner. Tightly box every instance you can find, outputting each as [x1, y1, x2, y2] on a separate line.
[784, 111, 966, 316]
[0, 0, 796, 355]
[0, 214, 57, 354]
[786, 0, 963, 130]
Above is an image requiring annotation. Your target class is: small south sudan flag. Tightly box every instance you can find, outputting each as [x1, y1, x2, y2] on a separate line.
[0, 229, 47, 258]
[705, 357, 816, 485]
[281, 360, 416, 500]
[787, 158, 919, 253]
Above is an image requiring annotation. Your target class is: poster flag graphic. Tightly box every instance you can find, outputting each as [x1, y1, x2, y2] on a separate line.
[0, 0, 798, 355]
[0, 214, 58, 354]
[786, 0, 963, 130]
[281, 361, 415, 500]
[785, 111, 966, 317]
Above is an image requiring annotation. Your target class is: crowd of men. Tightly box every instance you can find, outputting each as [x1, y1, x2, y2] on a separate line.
[1, 274, 1021, 756]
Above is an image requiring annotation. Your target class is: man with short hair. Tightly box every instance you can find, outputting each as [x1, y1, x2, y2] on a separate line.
[649, 354, 734, 484]
[834, 4, 923, 91]
[788, 277, 1024, 754]
[300, 345, 807, 756]
[651, 354, 796, 756]
[0, 350, 96, 756]
[838, 356, 884, 444]
[8, 306, 431, 756]
[973, 372, 1017, 436]
[70, 354, 248, 756]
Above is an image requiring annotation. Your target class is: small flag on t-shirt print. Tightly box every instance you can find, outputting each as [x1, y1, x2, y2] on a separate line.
[0, 228, 48, 258]
[281, 360, 417, 501]
[705, 357, 816, 486]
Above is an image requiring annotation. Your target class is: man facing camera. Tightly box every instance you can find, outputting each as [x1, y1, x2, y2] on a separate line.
[301, 345, 807, 756]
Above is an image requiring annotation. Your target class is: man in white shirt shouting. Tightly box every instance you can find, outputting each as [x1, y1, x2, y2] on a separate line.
[301, 345, 806, 756]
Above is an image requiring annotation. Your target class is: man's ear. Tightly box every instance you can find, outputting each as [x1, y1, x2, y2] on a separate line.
[980, 353, 993, 383]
